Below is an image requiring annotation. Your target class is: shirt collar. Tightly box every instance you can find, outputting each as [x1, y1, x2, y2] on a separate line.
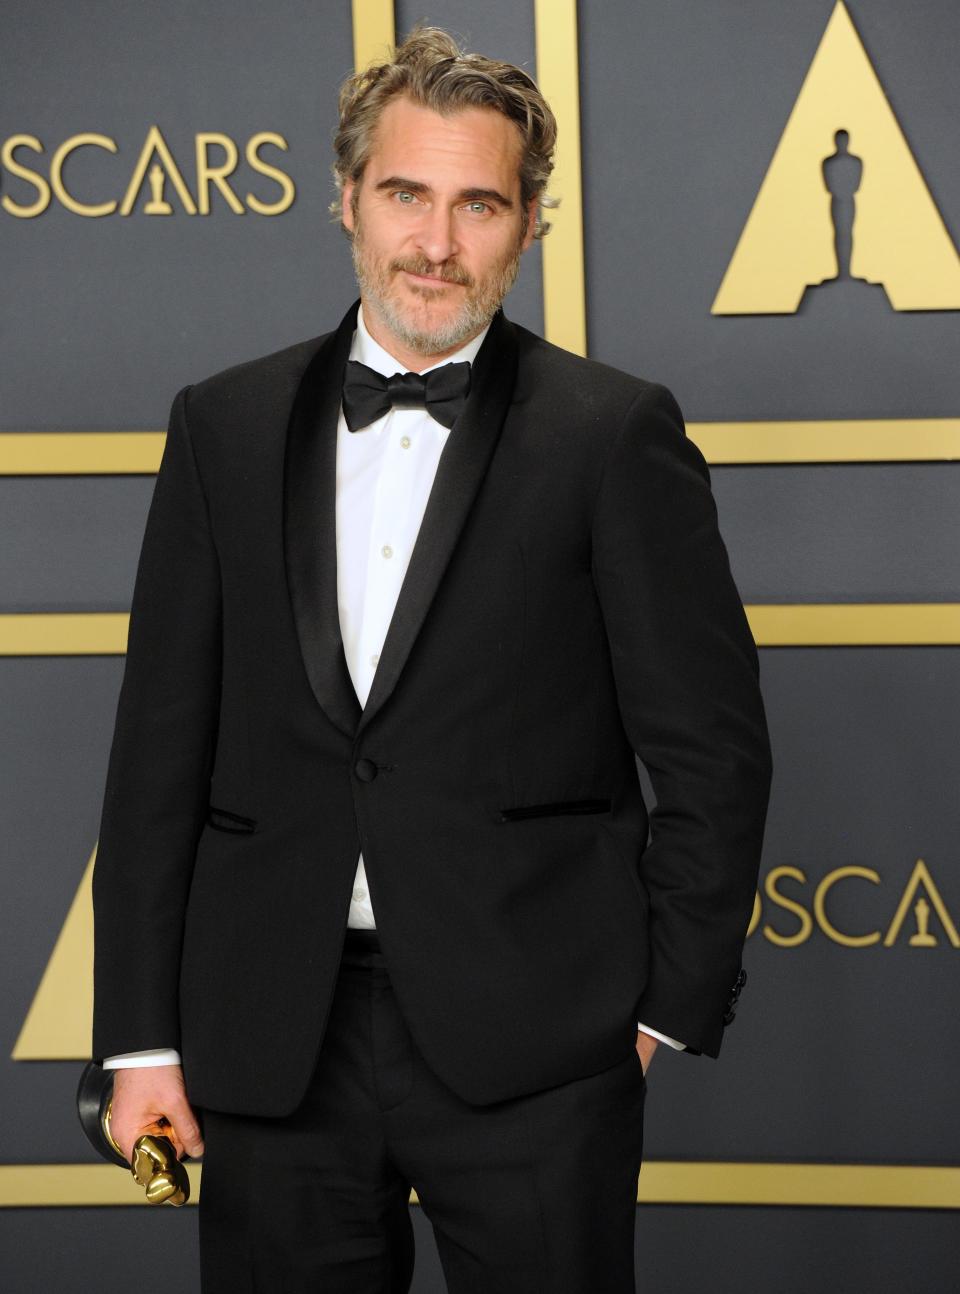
[352, 301, 491, 376]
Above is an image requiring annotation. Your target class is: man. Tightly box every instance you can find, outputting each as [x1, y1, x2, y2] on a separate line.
[93, 24, 772, 1293]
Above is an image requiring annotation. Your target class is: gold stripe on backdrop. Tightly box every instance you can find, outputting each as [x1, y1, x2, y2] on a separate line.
[533, 0, 587, 356]
[1, 1162, 958, 1209]
[688, 418, 960, 464]
[748, 603, 960, 646]
[0, 433, 166, 475]
[350, 0, 394, 72]
[3, 420, 959, 473]
[638, 1162, 960, 1209]
[0, 614, 130, 655]
[3, 607, 960, 654]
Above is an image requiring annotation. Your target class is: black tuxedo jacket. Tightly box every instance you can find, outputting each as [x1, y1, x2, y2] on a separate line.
[92, 298, 772, 1116]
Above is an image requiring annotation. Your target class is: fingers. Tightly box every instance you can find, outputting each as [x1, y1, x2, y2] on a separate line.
[165, 1094, 205, 1158]
[109, 1065, 204, 1161]
[108, 1092, 145, 1162]
[110, 1113, 143, 1163]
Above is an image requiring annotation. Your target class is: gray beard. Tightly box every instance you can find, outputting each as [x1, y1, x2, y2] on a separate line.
[350, 232, 523, 357]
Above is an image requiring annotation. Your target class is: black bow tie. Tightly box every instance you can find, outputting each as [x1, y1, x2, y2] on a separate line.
[342, 359, 471, 433]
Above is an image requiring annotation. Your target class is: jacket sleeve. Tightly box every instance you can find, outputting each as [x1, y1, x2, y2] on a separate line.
[92, 385, 222, 1061]
[590, 382, 772, 1056]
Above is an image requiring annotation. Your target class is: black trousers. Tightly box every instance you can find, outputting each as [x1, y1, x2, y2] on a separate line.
[198, 930, 646, 1293]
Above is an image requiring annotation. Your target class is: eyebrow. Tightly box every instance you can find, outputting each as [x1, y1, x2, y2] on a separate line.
[373, 176, 515, 209]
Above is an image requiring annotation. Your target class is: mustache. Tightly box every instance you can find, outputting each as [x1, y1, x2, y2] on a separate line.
[392, 257, 473, 288]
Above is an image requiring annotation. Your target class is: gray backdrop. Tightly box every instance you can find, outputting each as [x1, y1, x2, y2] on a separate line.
[2, 2, 958, 1290]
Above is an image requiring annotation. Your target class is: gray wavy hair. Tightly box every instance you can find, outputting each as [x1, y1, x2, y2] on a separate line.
[329, 24, 559, 239]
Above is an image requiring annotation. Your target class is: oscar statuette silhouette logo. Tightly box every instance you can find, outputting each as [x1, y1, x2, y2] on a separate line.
[795, 126, 889, 312]
[821, 129, 861, 284]
[143, 162, 173, 215]
[712, 0, 960, 314]
[909, 898, 938, 948]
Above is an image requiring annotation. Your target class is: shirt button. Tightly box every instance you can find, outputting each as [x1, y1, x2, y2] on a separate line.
[381, 544, 393, 559]
[369, 653, 379, 667]
[400, 435, 411, 448]
[352, 886, 366, 902]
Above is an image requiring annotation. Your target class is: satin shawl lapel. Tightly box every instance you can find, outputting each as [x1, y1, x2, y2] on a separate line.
[283, 299, 362, 738]
[358, 306, 518, 734]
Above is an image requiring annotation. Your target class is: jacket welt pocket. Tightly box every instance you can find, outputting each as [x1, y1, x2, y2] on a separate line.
[498, 798, 612, 823]
[207, 805, 257, 833]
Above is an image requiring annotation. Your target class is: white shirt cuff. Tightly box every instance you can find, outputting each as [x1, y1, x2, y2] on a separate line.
[102, 1048, 182, 1068]
[637, 1022, 686, 1051]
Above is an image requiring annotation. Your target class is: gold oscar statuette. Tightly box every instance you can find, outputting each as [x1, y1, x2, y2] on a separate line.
[103, 1098, 191, 1206]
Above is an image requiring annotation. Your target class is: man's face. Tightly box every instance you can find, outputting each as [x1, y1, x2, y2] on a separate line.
[341, 95, 539, 363]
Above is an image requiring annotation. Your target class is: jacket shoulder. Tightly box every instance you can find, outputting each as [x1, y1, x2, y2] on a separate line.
[510, 320, 678, 428]
[184, 332, 331, 424]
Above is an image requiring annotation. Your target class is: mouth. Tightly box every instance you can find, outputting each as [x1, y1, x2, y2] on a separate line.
[402, 269, 462, 287]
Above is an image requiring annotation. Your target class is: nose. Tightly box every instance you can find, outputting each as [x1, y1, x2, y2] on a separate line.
[413, 203, 458, 267]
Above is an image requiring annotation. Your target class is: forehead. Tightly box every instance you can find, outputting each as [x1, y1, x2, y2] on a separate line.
[365, 95, 523, 190]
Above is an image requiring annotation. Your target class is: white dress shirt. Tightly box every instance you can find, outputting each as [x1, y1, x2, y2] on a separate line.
[104, 303, 683, 1068]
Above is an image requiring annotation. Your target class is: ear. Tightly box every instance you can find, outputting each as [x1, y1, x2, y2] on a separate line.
[520, 196, 539, 252]
[341, 180, 356, 233]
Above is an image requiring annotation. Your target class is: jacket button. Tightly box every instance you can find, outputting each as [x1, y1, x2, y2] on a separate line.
[354, 758, 378, 783]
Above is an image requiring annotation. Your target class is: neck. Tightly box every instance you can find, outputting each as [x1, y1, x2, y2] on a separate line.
[359, 297, 486, 372]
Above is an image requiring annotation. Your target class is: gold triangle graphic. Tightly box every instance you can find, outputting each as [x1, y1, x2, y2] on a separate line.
[13, 845, 96, 1060]
[712, 1, 960, 314]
